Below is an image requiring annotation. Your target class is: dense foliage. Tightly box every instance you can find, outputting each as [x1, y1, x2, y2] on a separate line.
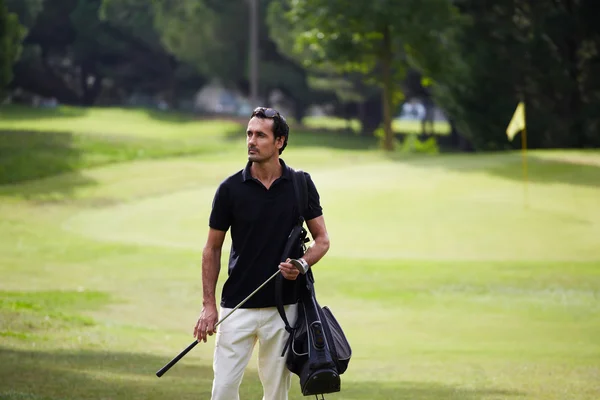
[4, 0, 599, 149]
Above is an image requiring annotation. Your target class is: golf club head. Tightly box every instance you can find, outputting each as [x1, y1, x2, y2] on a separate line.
[290, 258, 309, 275]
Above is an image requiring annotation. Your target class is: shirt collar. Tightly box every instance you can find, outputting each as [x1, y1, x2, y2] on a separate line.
[242, 158, 291, 182]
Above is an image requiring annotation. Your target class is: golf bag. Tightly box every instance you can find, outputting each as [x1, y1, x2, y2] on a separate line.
[275, 170, 352, 398]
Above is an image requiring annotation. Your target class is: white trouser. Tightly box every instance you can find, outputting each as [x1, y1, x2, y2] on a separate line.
[211, 304, 298, 400]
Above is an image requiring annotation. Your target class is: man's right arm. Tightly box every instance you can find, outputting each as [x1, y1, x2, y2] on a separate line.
[194, 228, 226, 342]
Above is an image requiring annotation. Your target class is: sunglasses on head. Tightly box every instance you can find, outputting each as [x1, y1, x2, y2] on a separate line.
[252, 107, 286, 122]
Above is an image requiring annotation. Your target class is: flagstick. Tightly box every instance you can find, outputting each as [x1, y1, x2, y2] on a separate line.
[521, 122, 529, 209]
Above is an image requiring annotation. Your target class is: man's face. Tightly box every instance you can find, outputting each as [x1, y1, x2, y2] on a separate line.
[246, 117, 284, 163]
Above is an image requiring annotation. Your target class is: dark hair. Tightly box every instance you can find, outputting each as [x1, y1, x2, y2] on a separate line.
[251, 107, 289, 154]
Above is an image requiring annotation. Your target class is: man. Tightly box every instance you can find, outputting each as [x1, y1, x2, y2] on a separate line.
[193, 107, 331, 400]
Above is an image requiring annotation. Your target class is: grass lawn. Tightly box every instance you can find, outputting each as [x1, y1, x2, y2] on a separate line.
[302, 115, 451, 135]
[0, 105, 599, 399]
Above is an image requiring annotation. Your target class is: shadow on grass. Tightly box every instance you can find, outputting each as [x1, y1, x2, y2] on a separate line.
[336, 380, 523, 400]
[0, 347, 524, 400]
[139, 107, 207, 124]
[0, 129, 96, 198]
[0, 347, 215, 400]
[485, 155, 600, 188]
[0, 105, 88, 120]
[386, 151, 600, 188]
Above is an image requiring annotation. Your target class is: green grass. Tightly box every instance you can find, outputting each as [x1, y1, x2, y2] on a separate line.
[0, 105, 378, 185]
[303, 115, 451, 135]
[0, 105, 245, 184]
[0, 106, 599, 399]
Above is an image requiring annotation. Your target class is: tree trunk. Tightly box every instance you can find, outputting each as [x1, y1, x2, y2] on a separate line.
[381, 24, 394, 151]
[358, 95, 382, 136]
[292, 99, 307, 123]
[564, 0, 584, 147]
[449, 118, 473, 152]
[248, 0, 259, 106]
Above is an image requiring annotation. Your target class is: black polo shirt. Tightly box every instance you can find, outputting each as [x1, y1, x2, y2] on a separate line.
[209, 159, 323, 309]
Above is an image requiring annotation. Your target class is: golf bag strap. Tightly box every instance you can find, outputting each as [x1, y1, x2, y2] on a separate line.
[275, 169, 309, 348]
[293, 169, 309, 218]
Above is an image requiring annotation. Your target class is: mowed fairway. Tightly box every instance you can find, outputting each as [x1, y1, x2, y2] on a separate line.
[1, 106, 599, 400]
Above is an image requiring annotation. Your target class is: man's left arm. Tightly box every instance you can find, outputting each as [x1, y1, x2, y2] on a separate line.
[279, 216, 330, 279]
[300, 216, 330, 268]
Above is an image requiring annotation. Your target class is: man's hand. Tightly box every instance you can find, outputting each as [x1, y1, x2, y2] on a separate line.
[279, 258, 300, 280]
[193, 303, 219, 343]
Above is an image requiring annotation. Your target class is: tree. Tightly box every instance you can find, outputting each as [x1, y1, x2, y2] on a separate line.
[148, 0, 329, 120]
[433, 0, 600, 150]
[270, 0, 460, 150]
[102, 0, 208, 104]
[151, 1, 245, 89]
[0, 0, 25, 99]
[5, 0, 45, 28]
[6, 0, 198, 106]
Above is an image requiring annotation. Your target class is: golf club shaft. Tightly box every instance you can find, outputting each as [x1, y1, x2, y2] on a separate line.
[156, 269, 282, 377]
[155, 340, 198, 377]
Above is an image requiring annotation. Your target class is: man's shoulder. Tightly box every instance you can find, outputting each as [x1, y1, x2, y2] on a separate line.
[285, 163, 310, 177]
[218, 169, 244, 188]
[289, 168, 314, 183]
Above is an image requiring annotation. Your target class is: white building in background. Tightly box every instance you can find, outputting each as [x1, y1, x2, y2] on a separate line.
[398, 99, 448, 122]
[400, 101, 426, 120]
[194, 80, 253, 116]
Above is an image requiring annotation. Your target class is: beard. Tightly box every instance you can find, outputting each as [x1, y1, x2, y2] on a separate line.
[248, 147, 270, 163]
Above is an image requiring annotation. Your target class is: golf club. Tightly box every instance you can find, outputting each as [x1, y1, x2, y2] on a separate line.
[156, 223, 308, 378]
[156, 263, 307, 377]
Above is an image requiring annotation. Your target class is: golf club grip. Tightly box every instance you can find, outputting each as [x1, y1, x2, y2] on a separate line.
[281, 224, 302, 262]
[156, 340, 198, 377]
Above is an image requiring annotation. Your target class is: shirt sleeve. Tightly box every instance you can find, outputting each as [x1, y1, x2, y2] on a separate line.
[209, 182, 231, 231]
[304, 172, 323, 221]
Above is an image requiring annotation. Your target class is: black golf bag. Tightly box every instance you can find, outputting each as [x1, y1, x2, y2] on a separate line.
[277, 271, 351, 397]
[275, 169, 352, 398]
